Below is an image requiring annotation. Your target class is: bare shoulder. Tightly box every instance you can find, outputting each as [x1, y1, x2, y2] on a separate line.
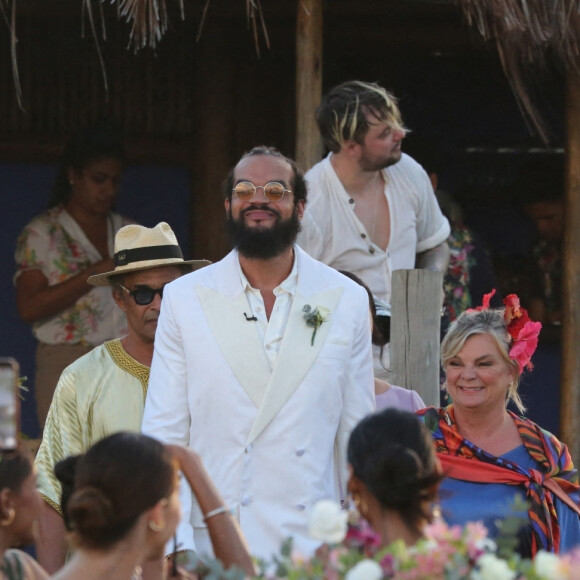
[2, 550, 49, 580]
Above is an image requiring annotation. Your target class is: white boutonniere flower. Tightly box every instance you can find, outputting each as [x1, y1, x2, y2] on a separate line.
[302, 304, 330, 346]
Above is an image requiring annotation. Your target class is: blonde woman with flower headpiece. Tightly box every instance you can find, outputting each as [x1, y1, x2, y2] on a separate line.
[417, 290, 580, 557]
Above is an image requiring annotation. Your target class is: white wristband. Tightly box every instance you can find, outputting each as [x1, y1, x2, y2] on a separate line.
[203, 505, 229, 522]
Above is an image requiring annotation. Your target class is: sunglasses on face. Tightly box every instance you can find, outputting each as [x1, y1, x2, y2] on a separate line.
[119, 283, 165, 306]
[232, 181, 292, 203]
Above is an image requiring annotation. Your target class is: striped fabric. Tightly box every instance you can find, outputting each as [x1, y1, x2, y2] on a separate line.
[418, 405, 580, 554]
[35, 339, 150, 513]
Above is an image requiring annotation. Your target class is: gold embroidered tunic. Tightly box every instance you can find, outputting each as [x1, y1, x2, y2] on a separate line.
[35, 339, 149, 513]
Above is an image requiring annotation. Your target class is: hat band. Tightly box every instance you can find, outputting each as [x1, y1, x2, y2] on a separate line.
[115, 245, 184, 267]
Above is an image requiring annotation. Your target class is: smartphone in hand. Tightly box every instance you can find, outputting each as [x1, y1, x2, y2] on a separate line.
[0, 358, 19, 451]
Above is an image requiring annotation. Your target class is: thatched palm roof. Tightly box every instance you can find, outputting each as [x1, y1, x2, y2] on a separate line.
[2, 0, 579, 141]
[458, 0, 580, 142]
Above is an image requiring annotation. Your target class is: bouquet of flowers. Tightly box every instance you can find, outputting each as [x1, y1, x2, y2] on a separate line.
[250, 500, 580, 580]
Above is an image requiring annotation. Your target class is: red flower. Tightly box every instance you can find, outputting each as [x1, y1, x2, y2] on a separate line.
[466, 290, 542, 375]
[508, 321, 542, 373]
[466, 289, 496, 313]
[503, 294, 532, 340]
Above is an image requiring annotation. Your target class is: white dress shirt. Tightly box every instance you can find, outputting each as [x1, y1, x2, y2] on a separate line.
[237, 253, 298, 370]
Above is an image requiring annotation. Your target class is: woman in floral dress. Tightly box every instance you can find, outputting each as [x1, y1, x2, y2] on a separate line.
[14, 124, 133, 427]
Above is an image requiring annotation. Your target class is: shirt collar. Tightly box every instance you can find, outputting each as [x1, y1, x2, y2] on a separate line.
[236, 248, 299, 296]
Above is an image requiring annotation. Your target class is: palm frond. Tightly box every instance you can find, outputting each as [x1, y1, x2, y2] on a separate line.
[118, 0, 186, 52]
[0, 0, 24, 112]
[458, 0, 580, 143]
[83, 0, 109, 96]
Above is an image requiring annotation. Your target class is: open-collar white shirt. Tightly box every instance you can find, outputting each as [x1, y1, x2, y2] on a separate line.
[236, 250, 299, 370]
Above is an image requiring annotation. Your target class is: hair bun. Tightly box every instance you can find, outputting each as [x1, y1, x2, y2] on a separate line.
[66, 485, 115, 534]
[364, 444, 425, 508]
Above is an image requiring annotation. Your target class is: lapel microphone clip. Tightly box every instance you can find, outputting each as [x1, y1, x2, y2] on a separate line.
[244, 312, 258, 321]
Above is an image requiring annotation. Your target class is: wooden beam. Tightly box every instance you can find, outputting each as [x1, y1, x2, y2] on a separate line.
[295, 0, 323, 172]
[561, 64, 580, 464]
[190, 28, 236, 263]
[389, 269, 443, 407]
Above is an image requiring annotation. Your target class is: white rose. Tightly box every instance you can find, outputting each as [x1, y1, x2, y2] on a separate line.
[471, 553, 516, 580]
[345, 559, 383, 580]
[534, 550, 562, 579]
[308, 499, 348, 544]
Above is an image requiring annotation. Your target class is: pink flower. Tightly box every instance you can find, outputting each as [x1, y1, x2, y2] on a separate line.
[379, 553, 395, 576]
[557, 547, 580, 578]
[508, 321, 542, 373]
[464, 521, 488, 543]
[467, 290, 541, 374]
[345, 521, 381, 554]
[424, 520, 462, 542]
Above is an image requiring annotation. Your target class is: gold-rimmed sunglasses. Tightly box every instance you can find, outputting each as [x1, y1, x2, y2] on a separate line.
[232, 181, 292, 203]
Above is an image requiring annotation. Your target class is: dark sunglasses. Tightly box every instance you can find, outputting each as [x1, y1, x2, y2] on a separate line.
[232, 181, 292, 203]
[119, 283, 165, 306]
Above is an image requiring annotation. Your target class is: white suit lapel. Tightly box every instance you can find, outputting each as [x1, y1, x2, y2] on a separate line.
[245, 250, 344, 445]
[196, 254, 271, 408]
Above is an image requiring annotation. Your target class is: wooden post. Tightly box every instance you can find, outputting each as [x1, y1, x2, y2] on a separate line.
[190, 26, 236, 262]
[389, 269, 443, 407]
[560, 64, 580, 465]
[295, 0, 323, 172]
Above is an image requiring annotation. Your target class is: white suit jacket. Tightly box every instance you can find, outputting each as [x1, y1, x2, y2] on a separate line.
[142, 246, 375, 561]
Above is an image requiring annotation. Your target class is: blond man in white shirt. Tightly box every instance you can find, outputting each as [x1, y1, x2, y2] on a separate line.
[297, 81, 450, 375]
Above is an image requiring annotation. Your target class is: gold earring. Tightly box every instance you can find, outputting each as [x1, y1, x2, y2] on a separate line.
[347, 495, 361, 525]
[0, 508, 15, 527]
[148, 519, 165, 532]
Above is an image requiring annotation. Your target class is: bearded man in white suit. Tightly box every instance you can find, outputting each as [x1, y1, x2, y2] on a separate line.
[142, 146, 375, 562]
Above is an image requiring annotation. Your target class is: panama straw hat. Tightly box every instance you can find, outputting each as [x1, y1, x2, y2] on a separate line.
[88, 222, 210, 286]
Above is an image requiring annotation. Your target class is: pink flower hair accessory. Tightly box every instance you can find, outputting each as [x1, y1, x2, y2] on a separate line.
[468, 289, 542, 374]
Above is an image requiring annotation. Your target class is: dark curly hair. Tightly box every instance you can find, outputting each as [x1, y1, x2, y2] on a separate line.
[49, 121, 126, 208]
[0, 449, 32, 494]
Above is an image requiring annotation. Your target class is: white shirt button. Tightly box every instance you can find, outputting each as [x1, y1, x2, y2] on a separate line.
[241, 496, 252, 506]
[296, 448, 305, 456]
[296, 504, 306, 511]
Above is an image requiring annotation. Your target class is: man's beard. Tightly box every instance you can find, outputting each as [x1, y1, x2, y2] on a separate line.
[358, 150, 401, 172]
[226, 204, 302, 259]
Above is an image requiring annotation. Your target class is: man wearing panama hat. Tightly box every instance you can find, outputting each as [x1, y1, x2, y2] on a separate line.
[34, 222, 209, 573]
